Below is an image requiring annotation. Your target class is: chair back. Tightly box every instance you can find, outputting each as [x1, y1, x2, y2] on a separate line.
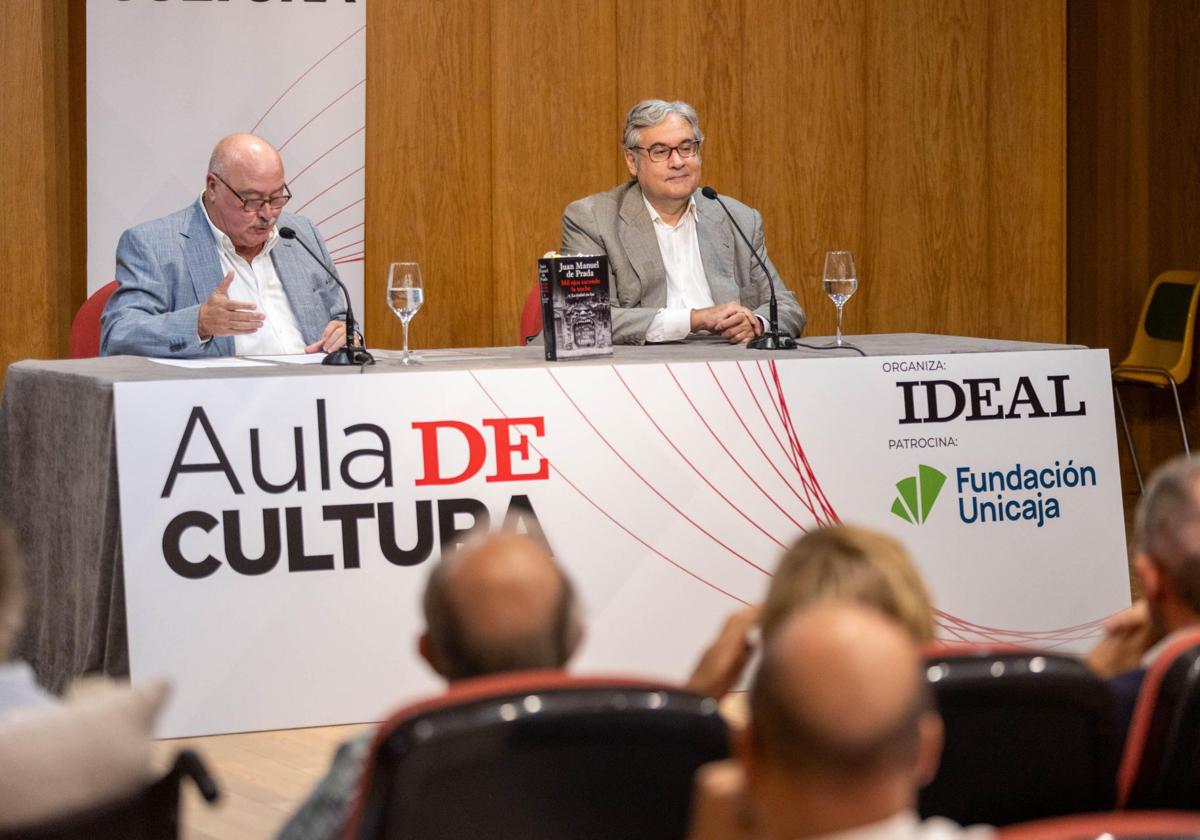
[1117, 627, 1200, 809]
[349, 671, 729, 840]
[519, 282, 543, 345]
[0, 750, 218, 840]
[1113, 270, 1200, 386]
[919, 647, 1119, 826]
[997, 810, 1200, 840]
[69, 281, 119, 359]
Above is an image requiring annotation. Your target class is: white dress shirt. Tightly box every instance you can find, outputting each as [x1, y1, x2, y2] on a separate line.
[200, 200, 307, 355]
[643, 195, 714, 343]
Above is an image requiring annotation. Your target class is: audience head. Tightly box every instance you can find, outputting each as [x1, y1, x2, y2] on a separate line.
[419, 529, 582, 682]
[743, 602, 942, 839]
[0, 523, 26, 661]
[763, 525, 935, 644]
[1133, 455, 1200, 630]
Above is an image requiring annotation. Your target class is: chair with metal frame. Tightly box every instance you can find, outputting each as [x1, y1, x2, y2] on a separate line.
[1112, 271, 1200, 492]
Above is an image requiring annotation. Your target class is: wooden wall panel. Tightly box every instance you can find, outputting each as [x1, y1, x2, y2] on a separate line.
[364, 1, 493, 351]
[864, 3, 992, 338]
[0, 1, 85, 387]
[987, 1, 1065, 342]
[490, 0, 618, 345]
[743, 0, 868, 331]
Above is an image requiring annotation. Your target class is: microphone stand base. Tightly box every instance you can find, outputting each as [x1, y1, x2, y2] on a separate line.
[322, 347, 376, 367]
[747, 332, 797, 351]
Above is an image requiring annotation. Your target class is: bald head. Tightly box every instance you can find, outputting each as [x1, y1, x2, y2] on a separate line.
[207, 134, 283, 181]
[750, 602, 930, 779]
[421, 531, 581, 681]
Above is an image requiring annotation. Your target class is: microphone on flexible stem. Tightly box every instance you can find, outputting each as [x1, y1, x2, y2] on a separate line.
[278, 226, 374, 367]
[700, 186, 797, 351]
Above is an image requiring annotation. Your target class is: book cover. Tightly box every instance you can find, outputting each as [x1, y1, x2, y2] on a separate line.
[537, 254, 613, 361]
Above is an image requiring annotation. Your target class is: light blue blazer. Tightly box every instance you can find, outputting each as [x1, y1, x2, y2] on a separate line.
[100, 198, 345, 357]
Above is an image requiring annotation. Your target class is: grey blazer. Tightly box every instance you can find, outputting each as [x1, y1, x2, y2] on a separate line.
[100, 199, 345, 357]
[561, 181, 805, 344]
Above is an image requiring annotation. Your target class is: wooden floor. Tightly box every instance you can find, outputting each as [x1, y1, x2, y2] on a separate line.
[155, 723, 373, 840]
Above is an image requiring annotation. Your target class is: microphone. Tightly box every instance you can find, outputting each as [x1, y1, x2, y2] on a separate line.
[278, 226, 374, 367]
[701, 186, 796, 351]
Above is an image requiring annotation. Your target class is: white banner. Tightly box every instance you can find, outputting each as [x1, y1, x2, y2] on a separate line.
[114, 349, 1131, 736]
[86, 0, 366, 319]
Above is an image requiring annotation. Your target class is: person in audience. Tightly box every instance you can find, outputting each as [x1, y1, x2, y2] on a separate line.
[561, 99, 805, 345]
[276, 528, 583, 840]
[0, 522, 54, 713]
[101, 133, 349, 358]
[1086, 454, 1200, 738]
[687, 525, 936, 703]
[687, 602, 991, 840]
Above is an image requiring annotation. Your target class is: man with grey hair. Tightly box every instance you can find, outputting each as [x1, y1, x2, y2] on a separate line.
[102, 133, 349, 358]
[276, 529, 583, 840]
[1087, 453, 1200, 739]
[562, 99, 805, 345]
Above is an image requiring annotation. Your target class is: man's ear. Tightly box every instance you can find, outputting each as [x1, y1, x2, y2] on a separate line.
[624, 149, 639, 179]
[915, 712, 944, 787]
[1136, 552, 1163, 601]
[418, 633, 443, 677]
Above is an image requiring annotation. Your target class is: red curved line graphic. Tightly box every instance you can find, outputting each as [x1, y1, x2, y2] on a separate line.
[710, 363, 822, 522]
[333, 256, 364, 265]
[252, 26, 365, 134]
[294, 167, 365, 214]
[329, 238, 365, 255]
[332, 250, 364, 262]
[768, 361, 839, 523]
[664, 365, 810, 533]
[612, 368, 787, 550]
[745, 363, 802, 472]
[278, 79, 366, 152]
[932, 609, 1115, 647]
[467, 371, 751, 605]
[323, 221, 364, 243]
[290, 126, 365, 184]
[317, 198, 365, 227]
[547, 369, 770, 575]
[751, 361, 836, 524]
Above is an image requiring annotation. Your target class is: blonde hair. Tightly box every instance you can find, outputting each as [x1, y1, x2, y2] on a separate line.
[762, 525, 934, 643]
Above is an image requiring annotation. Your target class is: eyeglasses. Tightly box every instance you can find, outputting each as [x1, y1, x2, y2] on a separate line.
[628, 139, 701, 163]
[211, 172, 292, 212]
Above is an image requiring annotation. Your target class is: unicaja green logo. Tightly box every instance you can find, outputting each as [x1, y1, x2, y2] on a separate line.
[891, 465, 947, 524]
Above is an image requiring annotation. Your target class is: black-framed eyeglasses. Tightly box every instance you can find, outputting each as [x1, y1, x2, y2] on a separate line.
[628, 139, 702, 163]
[211, 172, 292, 212]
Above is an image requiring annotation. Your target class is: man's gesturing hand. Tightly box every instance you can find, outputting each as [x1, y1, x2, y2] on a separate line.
[198, 270, 265, 339]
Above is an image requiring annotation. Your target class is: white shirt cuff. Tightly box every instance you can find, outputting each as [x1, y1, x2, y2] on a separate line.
[645, 308, 693, 343]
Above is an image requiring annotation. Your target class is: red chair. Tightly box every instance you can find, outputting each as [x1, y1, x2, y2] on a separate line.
[68, 281, 119, 359]
[920, 645, 1119, 826]
[346, 670, 729, 840]
[1116, 626, 1200, 809]
[997, 810, 1200, 840]
[518, 283, 542, 345]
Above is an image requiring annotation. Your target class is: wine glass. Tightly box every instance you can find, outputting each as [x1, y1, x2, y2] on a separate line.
[822, 251, 857, 346]
[386, 262, 424, 364]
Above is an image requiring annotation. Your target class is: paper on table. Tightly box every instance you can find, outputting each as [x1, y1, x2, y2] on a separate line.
[246, 354, 328, 365]
[148, 357, 275, 369]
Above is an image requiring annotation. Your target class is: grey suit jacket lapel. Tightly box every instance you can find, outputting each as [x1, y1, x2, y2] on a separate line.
[617, 184, 668, 309]
[181, 200, 234, 356]
[696, 193, 738, 304]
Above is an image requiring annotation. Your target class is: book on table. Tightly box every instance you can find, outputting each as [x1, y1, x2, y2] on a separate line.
[538, 253, 613, 361]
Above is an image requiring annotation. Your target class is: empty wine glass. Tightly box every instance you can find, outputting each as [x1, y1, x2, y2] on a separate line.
[823, 251, 858, 346]
[386, 262, 424, 364]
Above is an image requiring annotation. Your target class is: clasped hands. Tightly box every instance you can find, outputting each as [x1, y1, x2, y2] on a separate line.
[691, 302, 764, 344]
[197, 270, 348, 353]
